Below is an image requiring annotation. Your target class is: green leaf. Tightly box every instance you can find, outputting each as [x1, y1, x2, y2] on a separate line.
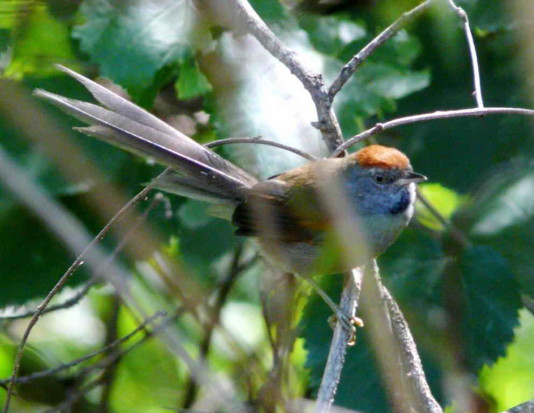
[417, 183, 466, 230]
[299, 14, 366, 56]
[3, 4, 76, 79]
[479, 310, 534, 412]
[460, 246, 522, 370]
[175, 57, 212, 100]
[459, 161, 534, 298]
[73, 0, 212, 102]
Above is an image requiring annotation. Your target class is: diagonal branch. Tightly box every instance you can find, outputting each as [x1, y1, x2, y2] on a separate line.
[328, 0, 433, 99]
[227, 0, 343, 151]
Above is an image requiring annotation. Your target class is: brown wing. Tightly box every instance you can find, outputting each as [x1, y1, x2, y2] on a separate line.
[231, 176, 331, 243]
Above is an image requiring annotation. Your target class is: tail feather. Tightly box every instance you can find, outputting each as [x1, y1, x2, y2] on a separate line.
[34, 67, 260, 203]
[53, 65, 257, 187]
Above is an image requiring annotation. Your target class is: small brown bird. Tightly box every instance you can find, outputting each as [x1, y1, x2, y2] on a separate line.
[35, 66, 426, 329]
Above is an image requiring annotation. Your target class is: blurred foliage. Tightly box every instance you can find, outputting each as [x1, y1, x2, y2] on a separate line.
[0, 0, 533, 411]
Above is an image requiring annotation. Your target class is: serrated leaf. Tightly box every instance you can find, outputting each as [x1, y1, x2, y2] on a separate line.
[461, 246, 522, 369]
[73, 0, 212, 101]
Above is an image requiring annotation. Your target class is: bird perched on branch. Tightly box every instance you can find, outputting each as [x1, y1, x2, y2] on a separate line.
[35, 65, 426, 329]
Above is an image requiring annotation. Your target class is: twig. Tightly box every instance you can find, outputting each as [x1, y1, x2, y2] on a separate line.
[0, 311, 166, 387]
[43, 375, 105, 413]
[182, 245, 245, 409]
[227, 0, 343, 151]
[504, 400, 534, 413]
[328, 0, 432, 99]
[383, 286, 442, 412]
[206, 137, 318, 161]
[0, 281, 97, 321]
[446, 0, 484, 107]
[361, 262, 442, 413]
[0, 145, 170, 412]
[98, 294, 122, 413]
[315, 269, 364, 413]
[332, 106, 534, 156]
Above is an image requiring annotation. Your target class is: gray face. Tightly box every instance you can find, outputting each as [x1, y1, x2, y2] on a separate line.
[342, 166, 414, 216]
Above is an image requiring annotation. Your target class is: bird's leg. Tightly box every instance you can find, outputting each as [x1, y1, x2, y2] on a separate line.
[300, 274, 363, 346]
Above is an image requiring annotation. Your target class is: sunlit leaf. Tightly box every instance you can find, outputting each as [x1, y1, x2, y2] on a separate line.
[417, 183, 466, 230]
[4, 4, 76, 79]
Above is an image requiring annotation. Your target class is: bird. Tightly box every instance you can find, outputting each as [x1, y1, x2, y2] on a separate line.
[34, 65, 426, 331]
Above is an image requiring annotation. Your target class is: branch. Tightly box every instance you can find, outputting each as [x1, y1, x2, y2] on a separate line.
[0, 311, 166, 387]
[0, 281, 96, 321]
[504, 400, 534, 413]
[333, 106, 534, 155]
[315, 269, 364, 413]
[328, 0, 432, 98]
[206, 137, 318, 160]
[182, 245, 245, 409]
[383, 286, 442, 412]
[362, 262, 442, 413]
[228, 0, 343, 151]
[446, 0, 484, 107]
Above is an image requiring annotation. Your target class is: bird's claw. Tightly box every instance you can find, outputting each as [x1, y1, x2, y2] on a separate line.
[327, 314, 364, 346]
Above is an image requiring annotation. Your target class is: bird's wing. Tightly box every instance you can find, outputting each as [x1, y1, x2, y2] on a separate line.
[231, 177, 330, 243]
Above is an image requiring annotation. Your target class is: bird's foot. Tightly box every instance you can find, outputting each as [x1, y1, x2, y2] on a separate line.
[328, 313, 364, 346]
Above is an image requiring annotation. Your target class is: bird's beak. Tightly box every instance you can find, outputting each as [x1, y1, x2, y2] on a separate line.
[397, 171, 427, 186]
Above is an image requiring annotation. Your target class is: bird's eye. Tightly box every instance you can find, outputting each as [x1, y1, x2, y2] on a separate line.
[374, 174, 385, 183]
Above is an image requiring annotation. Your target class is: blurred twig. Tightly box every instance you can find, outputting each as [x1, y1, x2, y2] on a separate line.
[504, 400, 534, 413]
[0, 281, 97, 321]
[0, 147, 166, 412]
[182, 244, 246, 409]
[0, 311, 166, 387]
[99, 294, 122, 413]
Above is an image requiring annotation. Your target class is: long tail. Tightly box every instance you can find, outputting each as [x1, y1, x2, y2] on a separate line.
[34, 65, 258, 204]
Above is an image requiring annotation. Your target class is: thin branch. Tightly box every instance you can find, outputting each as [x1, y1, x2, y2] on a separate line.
[315, 269, 364, 413]
[383, 285, 442, 413]
[227, 0, 343, 151]
[98, 294, 122, 413]
[328, 0, 432, 98]
[0, 311, 166, 387]
[0, 281, 96, 321]
[361, 262, 442, 413]
[332, 106, 534, 156]
[205, 137, 318, 161]
[182, 244, 245, 409]
[504, 400, 534, 413]
[446, 0, 484, 108]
